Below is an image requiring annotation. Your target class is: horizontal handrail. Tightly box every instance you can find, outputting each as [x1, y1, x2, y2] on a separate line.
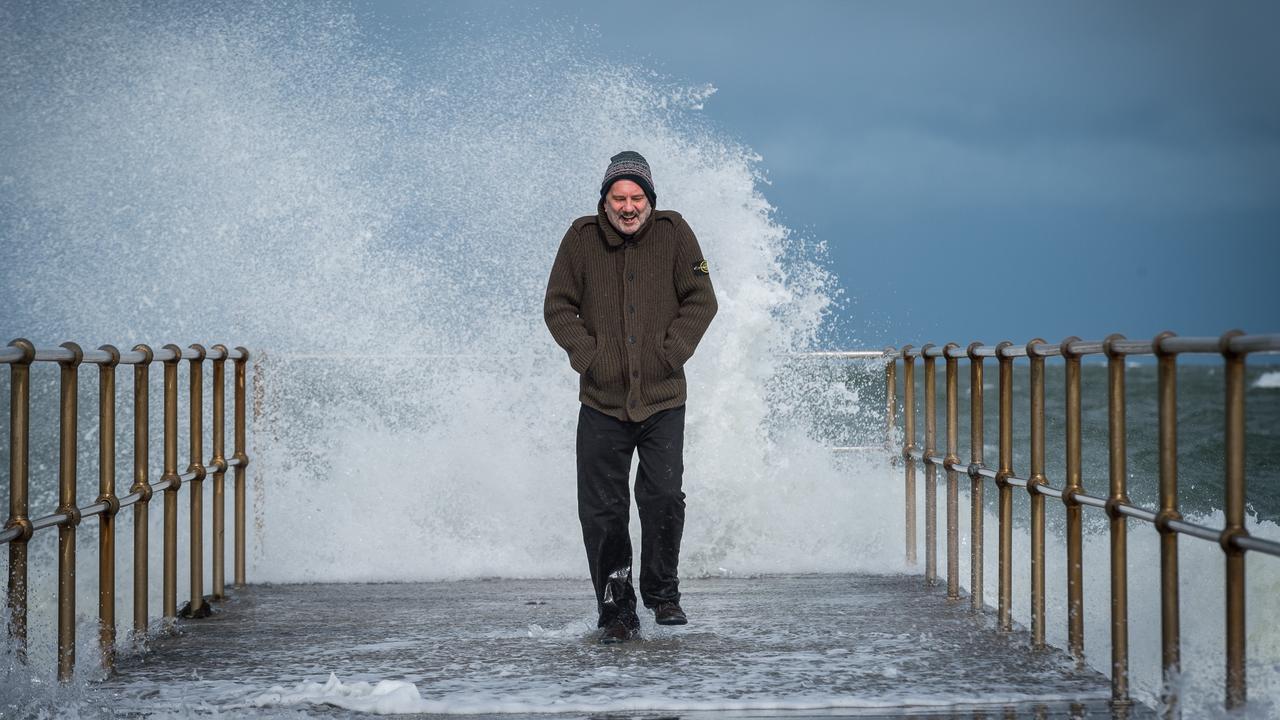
[0, 344, 247, 365]
[891, 334, 1280, 360]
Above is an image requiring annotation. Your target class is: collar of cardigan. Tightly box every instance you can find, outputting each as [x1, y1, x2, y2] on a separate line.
[596, 198, 657, 247]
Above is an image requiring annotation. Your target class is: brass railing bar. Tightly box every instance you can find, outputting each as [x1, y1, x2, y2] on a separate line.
[179, 470, 199, 483]
[1155, 332, 1182, 715]
[1062, 337, 1086, 667]
[56, 342, 83, 683]
[1235, 535, 1280, 557]
[976, 467, 998, 479]
[225, 457, 246, 468]
[1105, 334, 1132, 709]
[1117, 504, 1157, 523]
[1165, 518, 1225, 544]
[96, 345, 119, 671]
[998, 344, 1028, 358]
[926, 452, 946, 465]
[1074, 492, 1108, 509]
[1111, 339, 1156, 356]
[996, 341, 1015, 633]
[233, 347, 249, 587]
[967, 342, 985, 616]
[1038, 486, 1064, 499]
[923, 345, 938, 585]
[35, 347, 77, 362]
[1161, 334, 1280, 354]
[1222, 330, 1247, 709]
[944, 344, 967, 359]
[0, 527, 20, 543]
[1029, 342, 1062, 357]
[31, 513, 73, 532]
[902, 347, 917, 567]
[211, 344, 228, 601]
[130, 344, 152, 637]
[1005, 475, 1029, 488]
[5, 344, 245, 365]
[1028, 337, 1048, 650]
[944, 344, 961, 601]
[8, 336, 1271, 367]
[923, 345, 948, 358]
[187, 344, 207, 617]
[161, 344, 181, 620]
[1224, 333, 1280, 353]
[1064, 340, 1105, 355]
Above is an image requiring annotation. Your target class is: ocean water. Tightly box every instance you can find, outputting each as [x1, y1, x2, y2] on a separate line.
[1, 1, 1278, 718]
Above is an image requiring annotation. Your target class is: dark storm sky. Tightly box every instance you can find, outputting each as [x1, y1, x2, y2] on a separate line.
[357, 0, 1280, 348]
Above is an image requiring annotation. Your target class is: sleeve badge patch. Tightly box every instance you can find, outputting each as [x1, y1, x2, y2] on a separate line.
[693, 260, 710, 275]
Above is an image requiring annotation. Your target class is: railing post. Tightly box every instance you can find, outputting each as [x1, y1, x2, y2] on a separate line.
[884, 349, 896, 454]
[97, 345, 121, 670]
[5, 338, 35, 663]
[1103, 335, 1131, 709]
[161, 344, 182, 621]
[1061, 337, 1085, 667]
[56, 341, 83, 682]
[967, 342, 985, 614]
[902, 347, 917, 567]
[211, 345, 228, 600]
[944, 343, 960, 601]
[1154, 331, 1181, 717]
[922, 344, 938, 585]
[186, 344, 207, 617]
[1220, 330, 1248, 710]
[1026, 339, 1048, 649]
[995, 341, 1015, 633]
[131, 345, 154, 637]
[233, 347, 250, 586]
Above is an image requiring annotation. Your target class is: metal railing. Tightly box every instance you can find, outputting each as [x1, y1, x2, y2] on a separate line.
[876, 331, 1280, 716]
[1, 339, 251, 681]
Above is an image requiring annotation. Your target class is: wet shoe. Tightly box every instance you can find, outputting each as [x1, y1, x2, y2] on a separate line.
[598, 618, 636, 644]
[653, 601, 687, 626]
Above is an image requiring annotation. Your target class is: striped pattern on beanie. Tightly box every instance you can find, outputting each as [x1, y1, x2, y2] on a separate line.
[600, 150, 656, 205]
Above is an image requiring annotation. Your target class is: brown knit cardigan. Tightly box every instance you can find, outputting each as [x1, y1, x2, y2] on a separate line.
[544, 201, 718, 422]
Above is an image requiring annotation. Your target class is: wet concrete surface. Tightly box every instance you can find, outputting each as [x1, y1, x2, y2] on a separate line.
[87, 574, 1153, 718]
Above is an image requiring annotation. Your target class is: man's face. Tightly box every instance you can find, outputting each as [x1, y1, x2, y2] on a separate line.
[604, 179, 651, 235]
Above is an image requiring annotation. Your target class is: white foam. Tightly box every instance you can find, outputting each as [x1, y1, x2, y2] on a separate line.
[1254, 370, 1280, 389]
[246, 672, 1108, 716]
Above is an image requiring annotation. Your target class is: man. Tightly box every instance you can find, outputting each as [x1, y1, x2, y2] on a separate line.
[544, 151, 718, 644]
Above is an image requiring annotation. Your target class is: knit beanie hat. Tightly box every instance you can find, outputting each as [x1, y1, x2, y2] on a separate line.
[600, 151, 656, 205]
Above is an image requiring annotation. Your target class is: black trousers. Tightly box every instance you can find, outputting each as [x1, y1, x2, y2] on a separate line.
[576, 403, 686, 627]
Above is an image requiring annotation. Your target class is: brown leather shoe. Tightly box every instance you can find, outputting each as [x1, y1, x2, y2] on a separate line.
[598, 618, 636, 644]
[653, 601, 688, 626]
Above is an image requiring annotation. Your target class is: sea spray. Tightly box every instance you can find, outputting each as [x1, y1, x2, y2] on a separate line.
[0, 0, 871, 686]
